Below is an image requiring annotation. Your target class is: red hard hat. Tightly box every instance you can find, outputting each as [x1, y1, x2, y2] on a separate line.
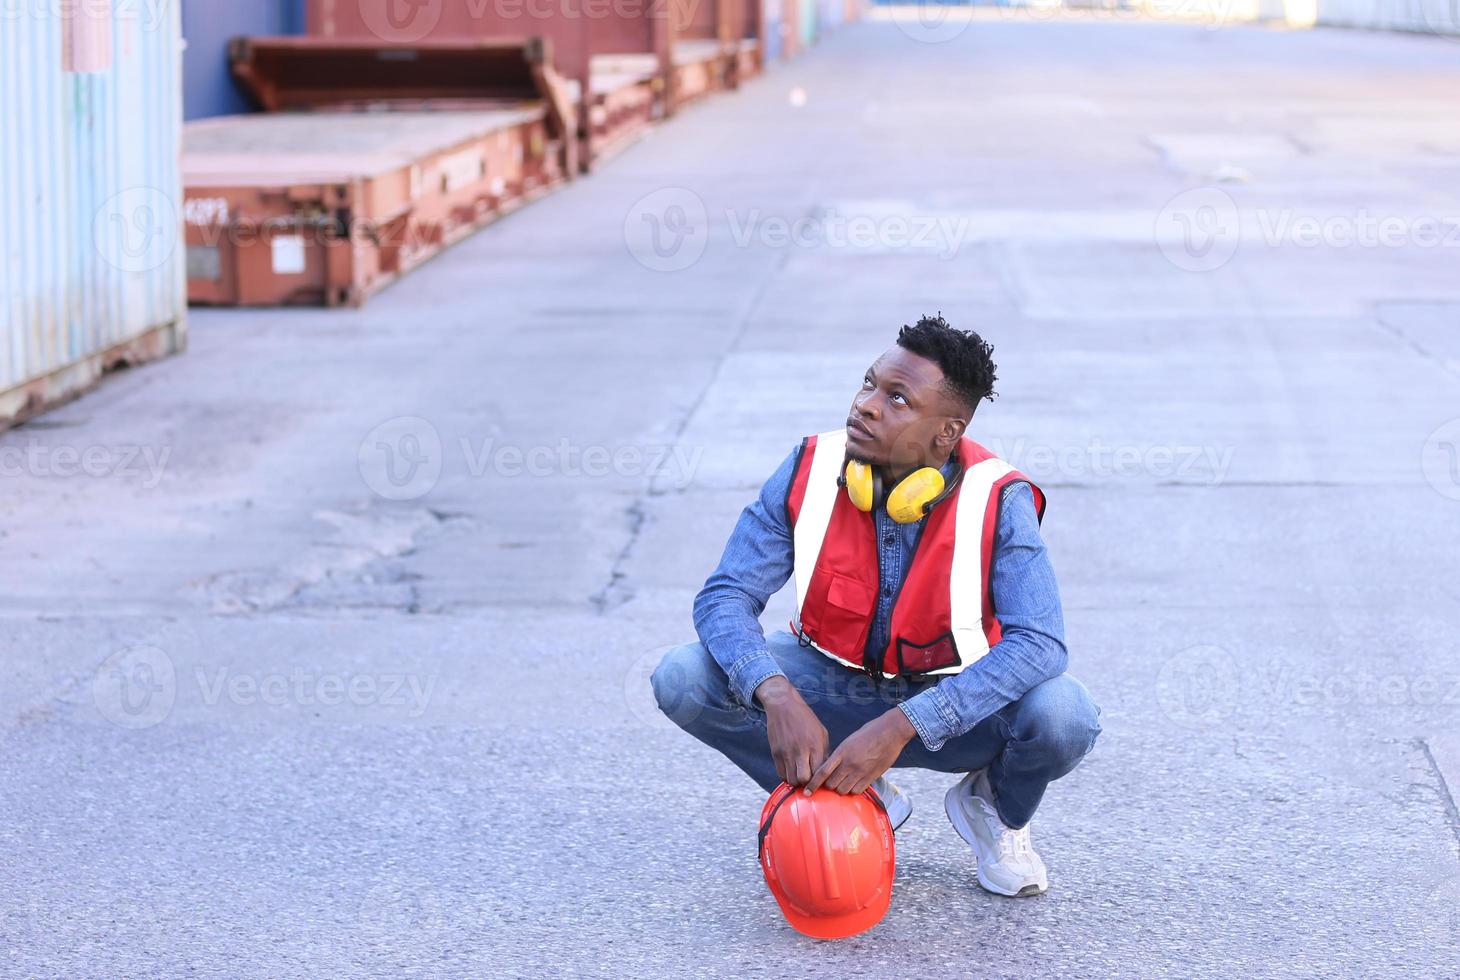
[757, 782, 896, 940]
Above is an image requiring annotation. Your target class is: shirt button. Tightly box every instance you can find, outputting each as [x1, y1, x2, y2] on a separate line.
[883, 533, 895, 545]
[882, 587, 893, 598]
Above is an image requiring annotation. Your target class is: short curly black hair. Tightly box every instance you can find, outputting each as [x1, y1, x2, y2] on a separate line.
[895, 314, 998, 417]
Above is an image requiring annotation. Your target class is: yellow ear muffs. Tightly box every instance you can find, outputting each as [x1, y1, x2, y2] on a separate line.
[843, 459, 879, 513]
[885, 467, 946, 524]
[843, 459, 947, 523]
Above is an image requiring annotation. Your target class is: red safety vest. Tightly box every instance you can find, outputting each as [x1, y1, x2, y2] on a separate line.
[786, 429, 1045, 677]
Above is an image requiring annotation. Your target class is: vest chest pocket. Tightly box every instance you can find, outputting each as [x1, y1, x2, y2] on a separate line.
[805, 571, 877, 658]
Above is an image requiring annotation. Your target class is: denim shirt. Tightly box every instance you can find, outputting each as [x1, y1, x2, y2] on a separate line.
[692, 444, 1068, 751]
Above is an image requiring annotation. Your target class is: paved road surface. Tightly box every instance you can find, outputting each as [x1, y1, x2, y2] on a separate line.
[4, 13, 1460, 977]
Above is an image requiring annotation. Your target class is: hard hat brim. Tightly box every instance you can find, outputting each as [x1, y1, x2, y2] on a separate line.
[771, 883, 893, 940]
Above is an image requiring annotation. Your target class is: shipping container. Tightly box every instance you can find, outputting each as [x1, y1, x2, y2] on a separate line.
[765, 0, 786, 60]
[670, 0, 739, 108]
[799, 0, 818, 47]
[303, 0, 670, 170]
[0, 1, 187, 428]
[184, 37, 573, 307]
[736, 0, 766, 80]
[181, 0, 302, 120]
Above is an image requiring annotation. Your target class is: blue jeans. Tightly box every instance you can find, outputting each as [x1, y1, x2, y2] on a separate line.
[651, 630, 1101, 828]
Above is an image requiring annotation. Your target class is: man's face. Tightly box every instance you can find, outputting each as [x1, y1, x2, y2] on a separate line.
[846, 346, 968, 471]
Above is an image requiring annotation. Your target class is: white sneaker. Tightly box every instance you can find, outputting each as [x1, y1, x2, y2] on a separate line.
[872, 776, 912, 832]
[943, 768, 1048, 896]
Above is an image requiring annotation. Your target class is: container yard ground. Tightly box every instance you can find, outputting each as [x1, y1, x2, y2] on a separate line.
[3, 16, 1460, 977]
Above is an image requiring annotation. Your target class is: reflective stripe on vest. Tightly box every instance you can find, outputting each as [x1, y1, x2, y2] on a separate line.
[787, 429, 1045, 677]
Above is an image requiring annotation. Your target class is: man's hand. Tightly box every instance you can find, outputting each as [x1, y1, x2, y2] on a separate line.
[755, 676, 828, 786]
[805, 708, 917, 796]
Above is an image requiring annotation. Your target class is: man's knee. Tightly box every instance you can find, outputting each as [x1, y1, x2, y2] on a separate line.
[650, 641, 722, 726]
[1011, 674, 1102, 765]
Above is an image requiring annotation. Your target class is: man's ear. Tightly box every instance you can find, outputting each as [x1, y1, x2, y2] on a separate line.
[935, 416, 967, 449]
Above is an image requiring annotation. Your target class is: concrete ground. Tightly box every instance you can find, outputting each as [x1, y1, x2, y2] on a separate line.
[4, 12, 1460, 977]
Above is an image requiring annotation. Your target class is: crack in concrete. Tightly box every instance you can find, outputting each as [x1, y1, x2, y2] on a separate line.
[588, 248, 793, 616]
[1374, 303, 1460, 381]
[1416, 736, 1460, 857]
[589, 498, 647, 614]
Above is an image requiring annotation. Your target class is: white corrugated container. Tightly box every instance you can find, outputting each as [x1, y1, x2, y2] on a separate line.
[0, 1, 186, 427]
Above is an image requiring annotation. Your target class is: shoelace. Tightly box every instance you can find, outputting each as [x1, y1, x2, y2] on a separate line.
[974, 794, 1034, 858]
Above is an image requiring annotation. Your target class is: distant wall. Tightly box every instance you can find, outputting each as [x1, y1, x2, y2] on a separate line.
[182, 0, 303, 120]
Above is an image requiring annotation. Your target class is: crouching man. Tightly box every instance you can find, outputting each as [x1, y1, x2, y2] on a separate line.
[652, 315, 1101, 897]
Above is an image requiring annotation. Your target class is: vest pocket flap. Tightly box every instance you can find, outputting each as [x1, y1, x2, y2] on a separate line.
[826, 573, 877, 614]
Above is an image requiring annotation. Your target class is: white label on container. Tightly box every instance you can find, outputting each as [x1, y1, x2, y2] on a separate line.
[439, 149, 483, 193]
[271, 235, 306, 275]
[184, 197, 229, 226]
